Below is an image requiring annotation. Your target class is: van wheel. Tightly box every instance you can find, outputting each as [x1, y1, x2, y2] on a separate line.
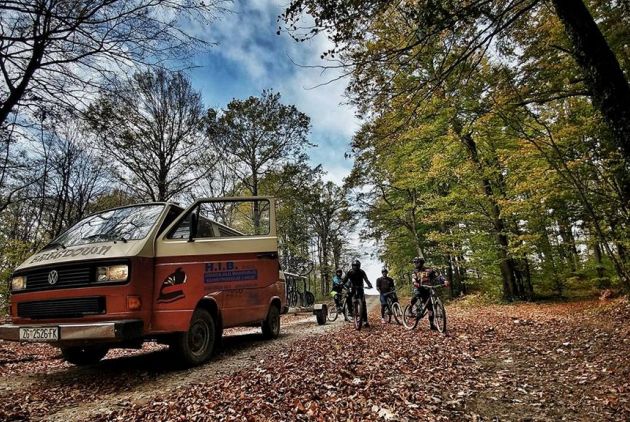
[172, 308, 216, 366]
[261, 305, 280, 339]
[60, 345, 109, 366]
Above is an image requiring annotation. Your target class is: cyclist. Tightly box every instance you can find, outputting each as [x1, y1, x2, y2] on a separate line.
[376, 267, 397, 323]
[331, 268, 349, 321]
[332, 268, 344, 294]
[342, 259, 373, 326]
[409, 256, 447, 330]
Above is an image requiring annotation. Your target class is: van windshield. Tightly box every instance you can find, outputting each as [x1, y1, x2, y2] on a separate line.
[46, 204, 165, 249]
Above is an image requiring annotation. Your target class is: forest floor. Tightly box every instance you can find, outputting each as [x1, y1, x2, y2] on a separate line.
[0, 297, 628, 421]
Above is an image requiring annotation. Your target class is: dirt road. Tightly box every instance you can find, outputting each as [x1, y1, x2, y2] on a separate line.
[0, 297, 379, 421]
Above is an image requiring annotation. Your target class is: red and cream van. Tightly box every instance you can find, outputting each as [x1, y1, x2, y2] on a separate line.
[0, 197, 285, 366]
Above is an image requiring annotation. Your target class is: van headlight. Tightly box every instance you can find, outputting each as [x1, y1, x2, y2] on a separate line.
[11, 276, 27, 291]
[96, 265, 129, 282]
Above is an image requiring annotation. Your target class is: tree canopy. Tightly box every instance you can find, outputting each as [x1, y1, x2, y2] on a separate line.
[283, 0, 630, 299]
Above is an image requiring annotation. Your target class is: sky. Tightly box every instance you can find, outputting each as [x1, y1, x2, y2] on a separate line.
[187, 0, 382, 289]
[188, 0, 357, 183]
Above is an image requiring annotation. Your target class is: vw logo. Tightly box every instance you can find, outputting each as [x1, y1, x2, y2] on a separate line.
[48, 270, 59, 285]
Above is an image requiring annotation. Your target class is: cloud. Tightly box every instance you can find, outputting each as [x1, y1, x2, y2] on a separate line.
[187, 0, 360, 167]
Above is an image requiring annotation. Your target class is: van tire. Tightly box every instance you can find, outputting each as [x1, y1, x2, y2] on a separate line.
[60, 345, 109, 366]
[172, 308, 216, 366]
[261, 305, 280, 339]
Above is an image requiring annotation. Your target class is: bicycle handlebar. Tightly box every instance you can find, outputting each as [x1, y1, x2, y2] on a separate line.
[416, 283, 446, 289]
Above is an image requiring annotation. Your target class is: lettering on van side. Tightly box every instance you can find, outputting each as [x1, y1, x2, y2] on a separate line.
[203, 261, 258, 283]
[29, 245, 113, 264]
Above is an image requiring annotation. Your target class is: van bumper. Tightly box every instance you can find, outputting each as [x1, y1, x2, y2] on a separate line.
[0, 320, 143, 343]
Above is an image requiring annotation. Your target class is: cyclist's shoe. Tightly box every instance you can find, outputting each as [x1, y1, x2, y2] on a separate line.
[430, 324, 439, 331]
[364, 322, 370, 328]
[381, 318, 386, 324]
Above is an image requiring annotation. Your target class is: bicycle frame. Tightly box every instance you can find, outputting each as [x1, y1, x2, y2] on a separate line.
[349, 288, 366, 329]
[412, 287, 438, 321]
[403, 284, 447, 332]
[382, 291, 397, 313]
[381, 290, 398, 300]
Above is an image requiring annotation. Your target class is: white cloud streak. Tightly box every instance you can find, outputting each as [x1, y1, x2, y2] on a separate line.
[189, 0, 359, 172]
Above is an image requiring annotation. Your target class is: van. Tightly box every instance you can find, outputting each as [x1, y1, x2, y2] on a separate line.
[0, 197, 285, 366]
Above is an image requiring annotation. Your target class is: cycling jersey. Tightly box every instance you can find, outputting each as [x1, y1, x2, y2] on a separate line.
[412, 267, 438, 288]
[376, 276, 395, 293]
[343, 268, 371, 289]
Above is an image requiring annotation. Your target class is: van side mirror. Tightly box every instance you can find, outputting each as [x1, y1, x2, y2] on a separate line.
[188, 212, 198, 242]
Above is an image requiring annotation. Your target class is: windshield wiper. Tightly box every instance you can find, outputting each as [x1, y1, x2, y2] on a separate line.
[113, 236, 128, 243]
[82, 233, 128, 243]
[82, 233, 108, 242]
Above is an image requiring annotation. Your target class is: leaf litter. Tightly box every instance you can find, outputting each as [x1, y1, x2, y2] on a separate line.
[0, 298, 627, 421]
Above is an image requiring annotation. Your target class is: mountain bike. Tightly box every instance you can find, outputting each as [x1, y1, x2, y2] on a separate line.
[402, 285, 447, 332]
[327, 287, 350, 322]
[351, 288, 367, 330]
[381, 290, 402, 325]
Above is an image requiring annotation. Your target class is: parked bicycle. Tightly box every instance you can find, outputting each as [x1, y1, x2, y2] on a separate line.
[402, 285, 447, 332]
[381, 290, 402, 325]
[284, 272, 315, 308]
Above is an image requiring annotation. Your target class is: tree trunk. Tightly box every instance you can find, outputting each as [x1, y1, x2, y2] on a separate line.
[457, 255, 467, 295]
[593, 242, 609, 288]
[251, 168, 261, 232]
[447, 254, 455, 297]
[557, 212, 579, 272]
[456, 128, 516, 301]
[552, 0, 630, 202]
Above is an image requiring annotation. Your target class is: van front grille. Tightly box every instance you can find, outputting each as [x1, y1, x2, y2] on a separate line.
[21, 266, 92, 291]
[17, 297, 106, 319]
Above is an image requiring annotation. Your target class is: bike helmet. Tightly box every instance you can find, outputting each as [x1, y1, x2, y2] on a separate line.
[351, 259, 361, 269]
[381, 267, 388, 274]
[335, 268, 343, 275]
[412, 256, 425, 266]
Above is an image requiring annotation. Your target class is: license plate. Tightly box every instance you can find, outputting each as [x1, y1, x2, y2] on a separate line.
[19, 327, 59, 341]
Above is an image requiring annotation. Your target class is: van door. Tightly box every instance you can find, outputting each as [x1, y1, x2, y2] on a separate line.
[153, 197, 278, 331]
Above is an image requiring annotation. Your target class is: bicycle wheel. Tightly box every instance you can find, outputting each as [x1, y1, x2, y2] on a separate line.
[402, 304, 419, 329]
[433, 298, 447, 333]
[327, 302, 339, 322]
[392, 302, 403, 325]
[385, 298, 393, 323]
[353, 300, 363, 330]
[340, 302, 349, 321]
[298, 261, 314, 276]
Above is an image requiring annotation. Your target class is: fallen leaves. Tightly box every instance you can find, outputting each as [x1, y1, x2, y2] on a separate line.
[0, 298, 628, 421]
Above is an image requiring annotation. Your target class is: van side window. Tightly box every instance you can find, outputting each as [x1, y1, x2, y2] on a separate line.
[167, 199, 271, 239]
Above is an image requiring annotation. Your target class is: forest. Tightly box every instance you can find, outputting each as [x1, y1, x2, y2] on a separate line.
[0, 1, 629, 421]
[1, 0, 629, 312]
